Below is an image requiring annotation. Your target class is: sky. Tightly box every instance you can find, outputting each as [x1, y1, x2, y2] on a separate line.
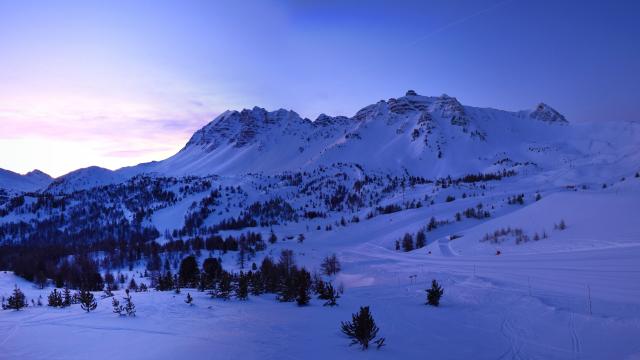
[1, 0, 639, 177]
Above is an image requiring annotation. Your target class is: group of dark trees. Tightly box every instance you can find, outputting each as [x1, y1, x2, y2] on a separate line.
[151, 252, 342, 308]
[455, 203, 491, 221]
[507, 194, 525, 205]
[396, 230, 427, 252]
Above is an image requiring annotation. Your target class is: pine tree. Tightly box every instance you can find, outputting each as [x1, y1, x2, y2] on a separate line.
[215, 272, 232, 300]
[102, 284, 114, 298]
[47, 289, 63, 307]
[401, 233, 414, 252]
[123, 289, 136, 316]
[178, 255, 200, 288]
[79, 290, 97, 312]
[6, 285, 27, 311]
[296, 269, 311, 306]
[322, 282, 340, 307]
[185, 293, 193, 305]
[558, 219, 567, 230]
[277, 271, 297, 302]
[128, 278, 138, 292]
[236, 273, 249, 300]
[415, 230, 427, 248]
[249, 272, 264, 296]
[426, 279, 444, 306]
[315, 279, 327, 298]
[112, 297, 124, 315]
[62, 286, 72, 307]
[340, 306, 381, 350]
[268, 229, 277, 244]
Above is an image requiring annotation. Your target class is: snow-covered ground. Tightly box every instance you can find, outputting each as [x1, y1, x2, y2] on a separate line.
[2, 180, 639, 359]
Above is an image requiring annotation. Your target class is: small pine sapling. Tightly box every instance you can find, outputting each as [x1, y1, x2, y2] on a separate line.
[79, 290, 97, 312]
[6, 286, 27, 310]
[340, 306, 382, 350]
[426, 279, 444, 306]
[112, 297, 124, 315]
[123, 289, 136, 316]
[48, 289, 63, 307]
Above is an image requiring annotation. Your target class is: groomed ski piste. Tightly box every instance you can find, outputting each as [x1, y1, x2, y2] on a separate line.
[1, 177, 639, 359]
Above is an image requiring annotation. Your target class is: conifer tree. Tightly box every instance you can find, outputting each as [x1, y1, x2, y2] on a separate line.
[215, 272, 232, 300]
[62, 286, 72, 307]
[178, 255, 200, 288]
[236, 273, 249, 300]
[47, 289, 63, 307]
[249, 272, 264, 296]
[128, 278, 138, 292]
[6, 286, 27, 311]
[315, 279, 327, 297]
[268, 230, 277, 244]
[102, 284, 114, 298]
[277, 271, 297, 302]
[401, 233, 414, 252]
[426, 279, 444, 306]
[123, 289, 136, 316]
[79, 290, 97, 312]
[112, 297, 124, 315]
[296, 269, 311, 306]
[415, 230, 427, 248]
[322, 283, 340, 307]
[340, 306, 381, 350]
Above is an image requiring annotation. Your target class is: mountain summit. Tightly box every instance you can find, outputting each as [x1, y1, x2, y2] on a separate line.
[145, 91, 573, 177]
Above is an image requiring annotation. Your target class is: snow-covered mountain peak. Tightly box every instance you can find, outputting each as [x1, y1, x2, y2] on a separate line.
[184, 106, 310, 151]
[528, 102, 568, 124]
[24, 169, 52, 182]
[0, 168, 53, 193]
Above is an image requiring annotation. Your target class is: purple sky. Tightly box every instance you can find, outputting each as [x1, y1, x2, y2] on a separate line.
[1, 0, 639, 177]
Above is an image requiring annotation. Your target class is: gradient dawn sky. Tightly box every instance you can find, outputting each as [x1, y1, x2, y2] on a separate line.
[1, 0, 639, 177]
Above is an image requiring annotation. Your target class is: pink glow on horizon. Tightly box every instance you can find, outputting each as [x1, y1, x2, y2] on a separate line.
[0, 93, 217, 177]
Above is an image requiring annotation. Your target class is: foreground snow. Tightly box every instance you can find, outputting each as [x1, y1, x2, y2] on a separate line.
[2, 182, 640, 359]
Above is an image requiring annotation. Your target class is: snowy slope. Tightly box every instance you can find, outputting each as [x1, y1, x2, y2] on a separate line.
[2, 178, 640, 359]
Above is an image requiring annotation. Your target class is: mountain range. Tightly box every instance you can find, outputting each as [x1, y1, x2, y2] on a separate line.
[2, 90, 639, 194]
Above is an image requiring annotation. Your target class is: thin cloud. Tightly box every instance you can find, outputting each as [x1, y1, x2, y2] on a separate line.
[405, 0, 515, 48]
